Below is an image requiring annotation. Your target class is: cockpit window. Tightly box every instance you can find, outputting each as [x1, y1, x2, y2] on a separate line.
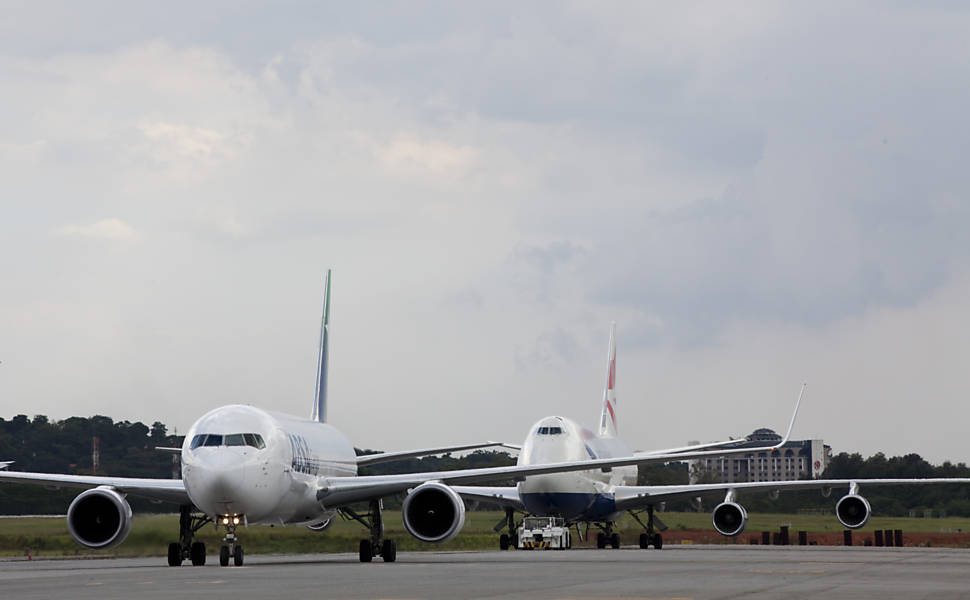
[536, 426, 564, 435]
[225, 434, 245, 446]
[190, 433, 265, 449]
[244, 433, 266, 449]
[203, 434, 223, 446]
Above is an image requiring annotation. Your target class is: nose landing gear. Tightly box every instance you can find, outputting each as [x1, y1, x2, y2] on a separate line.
[218, 515, 245, 566]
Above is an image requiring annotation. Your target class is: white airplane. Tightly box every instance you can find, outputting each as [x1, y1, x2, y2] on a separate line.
[0, 273, 816, 566]
[454, 323, 970, 550]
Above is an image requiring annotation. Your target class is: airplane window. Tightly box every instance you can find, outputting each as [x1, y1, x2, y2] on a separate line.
[536, 427, 563, 435]
[225, 434, 246, 446]
[203, 434, 223, 447]
[244, 433, 266, 449]
[190, 435, 207, 449]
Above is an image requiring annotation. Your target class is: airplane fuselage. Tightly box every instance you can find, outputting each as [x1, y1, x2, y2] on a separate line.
[516, 416, 636, 522]
[181, 405, 356, 525]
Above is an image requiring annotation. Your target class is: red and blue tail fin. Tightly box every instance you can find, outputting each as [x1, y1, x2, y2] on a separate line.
[599, 322, 618, 437]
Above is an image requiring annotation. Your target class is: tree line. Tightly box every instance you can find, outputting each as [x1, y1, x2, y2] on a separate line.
[2, 414, 969, 516]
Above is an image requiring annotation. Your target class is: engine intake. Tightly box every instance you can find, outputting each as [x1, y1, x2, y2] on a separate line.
[67, 487, 133, 549]
[402, 482, 466, 543]
[712, 501, 748, 537]
[835, 494, 871, 529]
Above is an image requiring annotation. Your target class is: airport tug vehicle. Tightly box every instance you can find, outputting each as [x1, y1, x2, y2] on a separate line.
[516, 516, 571, 550]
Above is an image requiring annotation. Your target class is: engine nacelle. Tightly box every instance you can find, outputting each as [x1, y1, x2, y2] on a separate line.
[712, 501, 748, 537]
[402, 482, 466, 543]
[67, 487, 133, 549]
[835, 493, 871, 529]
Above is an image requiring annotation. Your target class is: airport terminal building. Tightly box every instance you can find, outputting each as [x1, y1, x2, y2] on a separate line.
[690, 428, 831, 483]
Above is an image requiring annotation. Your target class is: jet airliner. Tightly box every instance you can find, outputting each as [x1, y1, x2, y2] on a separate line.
[455, 323, 970, 550]
[0, 274, 813, 566]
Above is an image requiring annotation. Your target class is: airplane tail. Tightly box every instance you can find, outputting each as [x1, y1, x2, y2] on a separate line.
[311, 269, 332, 423]
[598, 322, 618, 437]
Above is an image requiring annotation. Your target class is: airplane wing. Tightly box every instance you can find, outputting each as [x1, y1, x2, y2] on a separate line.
[612, 477, 970, 511]
[450, 485, 524, 510]
[0, 470, 190, 505]
[635, 438, 745, 456]
[318, 386, 809, 506]
[316, 436, 815, 506]
[637, 385, 809, 456]
[357, 442, 516, 467]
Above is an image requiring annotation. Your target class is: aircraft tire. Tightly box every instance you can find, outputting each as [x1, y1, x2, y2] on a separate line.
[382, 539, 397, 562]
[639, 533, 649, 549]
[219, 545, 230, 566]
[359, 540, 373, 563]
[511, 534, 518, 548]
[167, 542, 182, 566]
[653, 534, 663, 550]
[610, 533, 620, 549]
[190, 542, 206, 565]
[596, 532, 606, 549]
[499, 534, 510, 550]
[233, 545, 244, 566]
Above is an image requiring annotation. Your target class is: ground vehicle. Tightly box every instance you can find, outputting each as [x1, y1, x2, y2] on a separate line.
[515, 516, 571, 550]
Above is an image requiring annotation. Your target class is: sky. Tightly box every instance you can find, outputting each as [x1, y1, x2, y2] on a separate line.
[2, 2, 970, 463]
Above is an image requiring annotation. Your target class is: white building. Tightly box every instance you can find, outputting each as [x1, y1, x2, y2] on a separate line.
[690, 428, 831, 484]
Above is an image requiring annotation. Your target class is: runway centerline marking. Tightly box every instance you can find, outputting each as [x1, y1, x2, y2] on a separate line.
[749, 569, 826, 574]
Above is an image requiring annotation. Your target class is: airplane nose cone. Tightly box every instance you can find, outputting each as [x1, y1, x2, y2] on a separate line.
[184, 451, 250, 516]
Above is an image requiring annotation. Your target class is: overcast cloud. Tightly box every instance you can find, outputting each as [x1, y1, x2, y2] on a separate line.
[2, 2, 970, 463]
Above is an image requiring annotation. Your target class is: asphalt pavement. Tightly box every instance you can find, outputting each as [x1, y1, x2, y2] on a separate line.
[2, 544, 969, 599]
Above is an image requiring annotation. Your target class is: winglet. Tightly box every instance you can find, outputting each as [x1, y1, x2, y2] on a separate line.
[599, 322, 618, 437]
[311, 270, 332, 423]
[770, 383, 806, 450]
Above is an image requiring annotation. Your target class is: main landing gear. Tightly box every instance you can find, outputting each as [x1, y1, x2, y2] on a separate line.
[594, 523, 621, 549]
[498, 508, 519, 550]
[630, 505, 664, 550]
[167, 505, 212, 567]
[218, 515, 245, 566]
[343, 499, 396, 563]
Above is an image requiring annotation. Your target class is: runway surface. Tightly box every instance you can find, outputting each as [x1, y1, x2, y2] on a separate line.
[2, 545, 970, 599]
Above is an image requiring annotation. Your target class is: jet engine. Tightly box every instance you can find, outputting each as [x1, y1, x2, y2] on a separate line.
[712, 501, 748, 537]
[835, 493, 871, 529]
[66, 487, 133, 549]
[401, 482, 466, 543]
